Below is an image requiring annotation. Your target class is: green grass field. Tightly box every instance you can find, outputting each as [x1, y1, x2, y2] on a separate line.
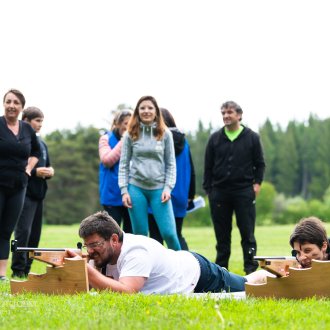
[1, 224, 330, 329]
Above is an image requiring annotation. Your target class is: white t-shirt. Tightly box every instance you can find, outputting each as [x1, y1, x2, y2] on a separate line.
[105, 233, 200, 294]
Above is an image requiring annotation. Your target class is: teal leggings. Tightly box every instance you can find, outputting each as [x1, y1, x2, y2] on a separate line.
[128, 184, 181, 251]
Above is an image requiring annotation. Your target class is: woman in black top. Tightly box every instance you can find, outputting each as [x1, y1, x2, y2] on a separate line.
[0, 89, 40, 281]
[11, 107, 54, 278]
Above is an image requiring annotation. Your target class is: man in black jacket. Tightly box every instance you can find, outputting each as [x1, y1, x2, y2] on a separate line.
[203, 101, 265, 274]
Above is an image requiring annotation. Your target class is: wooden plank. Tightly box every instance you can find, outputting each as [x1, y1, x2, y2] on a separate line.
[28, 249, 82, 267]
[10, 258, 89, 295]
[257, 258, 300, 277]
[245, 260, 330, 299]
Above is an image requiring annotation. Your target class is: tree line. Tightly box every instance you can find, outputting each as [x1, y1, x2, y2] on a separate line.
[259, 115, 330, 200]
[43, 115, 330, 225]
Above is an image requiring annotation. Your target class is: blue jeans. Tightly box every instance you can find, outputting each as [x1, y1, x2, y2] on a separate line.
[128, 184, 181, 251]
[191, 252, 246, 292]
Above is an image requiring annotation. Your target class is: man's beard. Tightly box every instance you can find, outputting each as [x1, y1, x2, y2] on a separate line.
[90, 249, 113, 268]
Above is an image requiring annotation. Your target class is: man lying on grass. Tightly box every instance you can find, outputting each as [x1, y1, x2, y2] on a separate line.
[67, 211, 269, 294]
[290, 216, 330, 268]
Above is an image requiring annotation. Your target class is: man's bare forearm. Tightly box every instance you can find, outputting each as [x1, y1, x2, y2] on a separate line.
[87, 265, 145, 293]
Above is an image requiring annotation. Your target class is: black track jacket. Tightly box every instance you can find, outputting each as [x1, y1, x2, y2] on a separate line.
[203, 126, 265, 193]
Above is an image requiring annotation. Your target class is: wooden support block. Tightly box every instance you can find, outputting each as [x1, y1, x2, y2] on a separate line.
[10, 258, 89, 295]
[258, 259, 300, 277]
[245, 260, 330, 299]
[28, 249, 82, 267]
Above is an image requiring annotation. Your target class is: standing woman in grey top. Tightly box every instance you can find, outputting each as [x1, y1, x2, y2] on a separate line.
[119, 96, 181, 250]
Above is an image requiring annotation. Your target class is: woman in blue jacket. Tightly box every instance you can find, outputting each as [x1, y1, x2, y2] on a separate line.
[148, 108, 195, 250]
[99, 110, 133, 233]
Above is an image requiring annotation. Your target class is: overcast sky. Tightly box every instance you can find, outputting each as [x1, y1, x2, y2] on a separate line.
[1, 0, 329, 135]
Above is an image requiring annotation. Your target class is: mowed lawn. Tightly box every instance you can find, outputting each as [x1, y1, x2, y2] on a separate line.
[1, 223, 330, 330]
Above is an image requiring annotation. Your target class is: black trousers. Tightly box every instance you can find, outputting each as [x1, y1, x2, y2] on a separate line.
[103, 205, 132, 233]
[0, 186, 26, 260]
[11, 196, 43, 274]
[148, 214, 189, 250]
[208, 186, 258, 274]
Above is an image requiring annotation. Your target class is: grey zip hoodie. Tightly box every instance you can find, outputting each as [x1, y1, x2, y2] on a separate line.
[119, 123, 176, 195]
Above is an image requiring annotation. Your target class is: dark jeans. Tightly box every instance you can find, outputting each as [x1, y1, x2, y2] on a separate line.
[148, 214, 189, 250]
[208, 187, 258, 274]
[0, 186, 26, 259]
[191, 252, 246, 292]
[11, 196, 43, 274]
[103, 205, 132, 233]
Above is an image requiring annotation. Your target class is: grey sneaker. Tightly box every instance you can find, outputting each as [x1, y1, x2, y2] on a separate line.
[0, 276, 8, 282]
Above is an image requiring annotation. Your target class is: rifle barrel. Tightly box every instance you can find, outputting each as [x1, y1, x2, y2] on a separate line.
[11, 240, 79, 253]
[16, 247, 67, 252]
[254, 256, 296, 260]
